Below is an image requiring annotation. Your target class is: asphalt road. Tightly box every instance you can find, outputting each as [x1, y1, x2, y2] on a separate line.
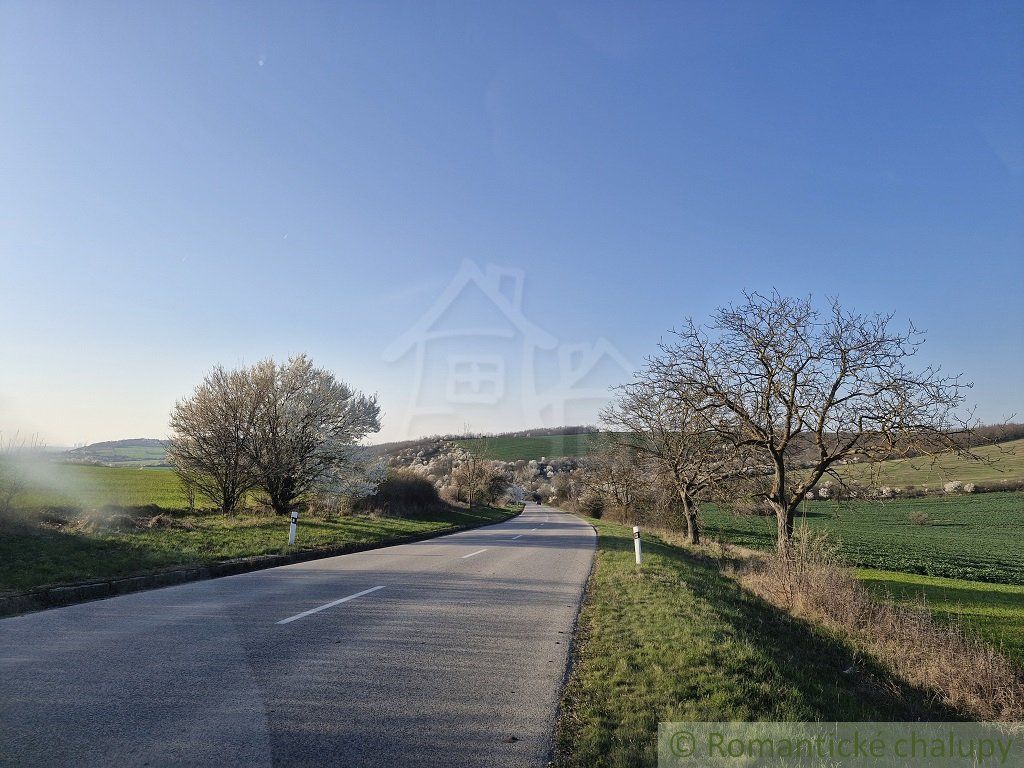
[0, 504, 595, 767]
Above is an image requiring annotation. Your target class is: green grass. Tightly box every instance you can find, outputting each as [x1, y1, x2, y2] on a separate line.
[453, 432, 606, 461]
[701, 492, 1024, 585]
[2, 463, 520, 595]
[834, 438, 1024, 488]
[14, 463, 187, 509]
[555, 518, 959, 768]
[856, 568, 1024, 666]
[0, 503, 516, 595]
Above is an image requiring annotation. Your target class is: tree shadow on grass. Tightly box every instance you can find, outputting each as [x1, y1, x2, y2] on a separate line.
[0, 523, 187, 593]
[613, 530, 963, 723]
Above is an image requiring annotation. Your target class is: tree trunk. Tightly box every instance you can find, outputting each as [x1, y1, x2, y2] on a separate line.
[680, 492, 700, 545]
[270, 485, 292, 516]
[771, 499, 794, 551]
[769, 454, 794, 551]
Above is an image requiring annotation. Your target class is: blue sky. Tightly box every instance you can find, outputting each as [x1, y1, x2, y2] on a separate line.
[1, 1, 1021, 445]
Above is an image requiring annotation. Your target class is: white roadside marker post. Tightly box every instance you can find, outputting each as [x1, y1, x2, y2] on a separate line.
[633, 526, 642, 565]
[288, 510, 299, 545]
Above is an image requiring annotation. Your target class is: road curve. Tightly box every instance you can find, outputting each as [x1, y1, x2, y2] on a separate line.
[0, 503, 595, 767]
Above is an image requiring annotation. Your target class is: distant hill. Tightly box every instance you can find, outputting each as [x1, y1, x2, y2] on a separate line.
[833, 437, 1024, 489]
[63, 427, 605, 467]
[62, 424, 1023, 476]
[66, 438, 169, 467]
[445, 424, 1024, 468]
[368, 426, 605, 462]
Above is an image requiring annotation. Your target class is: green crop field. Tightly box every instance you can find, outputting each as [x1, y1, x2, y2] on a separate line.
[833, 438, 1024, 488]
[453, 432, 608, 461]
[701, 492, 1024, 585]
[13, 463, 187, 510]
[857, 568, 1024, 666]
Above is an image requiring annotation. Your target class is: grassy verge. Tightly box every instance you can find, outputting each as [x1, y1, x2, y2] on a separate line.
[700, 492, 1024, 584]
[0, 503, 517, 595]
[555, 518, 957, 768]
[857, 568, 1024, 666]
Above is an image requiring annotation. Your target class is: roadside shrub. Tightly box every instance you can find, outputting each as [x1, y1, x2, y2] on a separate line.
[354, 469, 443, 517]
[438, 484, 460, 505]
[551, 473, 573, 504]
[731, 528, 1024, 721]
[306, 492, 353, 519]
[972, 479, 1024, 494]
[250, 496, 282, 516]
[576, 491, 604, 519]
[600, 503, 630, 524]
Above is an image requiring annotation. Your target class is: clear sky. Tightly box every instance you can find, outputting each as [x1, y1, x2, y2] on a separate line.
[1, 1, 1021, 446]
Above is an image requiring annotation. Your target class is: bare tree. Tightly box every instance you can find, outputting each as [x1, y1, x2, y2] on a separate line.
[602, 373, 738, 545]
[168, 366, 259, 515]
[654, 291, 973, 550]
[246, 355, 381, 516]
[450, 455, 478, 506]
[577, 440, 647, 520]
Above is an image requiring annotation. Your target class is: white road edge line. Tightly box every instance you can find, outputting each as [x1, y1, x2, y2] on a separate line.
[276, 585, 386, 625]
[461, 548, 488, 559]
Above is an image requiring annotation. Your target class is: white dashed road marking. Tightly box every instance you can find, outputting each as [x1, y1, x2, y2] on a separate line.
[276, 586, 386, 625]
